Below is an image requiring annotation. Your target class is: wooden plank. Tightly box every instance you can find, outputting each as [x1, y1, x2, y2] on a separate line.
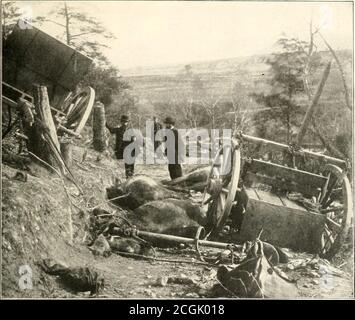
[254, 189, 284, 206]
[239, 133, 346, 167]
[2, 81, 34, 102]
[244, 172, 321, 197]
[57, 124, 82, 138]
[245, 188, 304, 210]
[247, 159, 327, 189]
[279, 195, 307, 210]
[36, 85, 60, 150]
[2, 96, 18, 109]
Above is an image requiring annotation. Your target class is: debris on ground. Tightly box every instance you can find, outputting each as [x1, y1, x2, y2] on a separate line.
[215, 240, 299, 298]
[88, 234, 111, 257]
[38, 259, 104, 295]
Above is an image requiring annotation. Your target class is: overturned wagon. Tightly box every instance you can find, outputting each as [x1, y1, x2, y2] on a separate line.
[202, 132, 352, 259]
[2, 19, 95, 139]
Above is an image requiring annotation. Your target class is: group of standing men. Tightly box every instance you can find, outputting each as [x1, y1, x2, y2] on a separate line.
[106, 115, 184, 180]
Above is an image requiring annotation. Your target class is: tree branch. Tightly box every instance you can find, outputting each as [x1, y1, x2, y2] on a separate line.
[297, 61, 331, 145]
[70, 31, 98, 38]
[318, 32, 351, 111]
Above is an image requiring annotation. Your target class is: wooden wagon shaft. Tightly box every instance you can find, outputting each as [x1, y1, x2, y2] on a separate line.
[32, 86, 61, 150]
[57, 123, 82, 138]
[51, 106, 67, 116]
[2, 96, 19, 109]
[2, 81, 34, 103]
[137, 230, 244, 250]
[111, 227, 243, 250]
[238, 133, 346, 167]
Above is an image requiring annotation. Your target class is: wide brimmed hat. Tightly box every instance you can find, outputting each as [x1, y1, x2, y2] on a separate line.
[120, 115, 129, 122]
[163, 116, 175, 125]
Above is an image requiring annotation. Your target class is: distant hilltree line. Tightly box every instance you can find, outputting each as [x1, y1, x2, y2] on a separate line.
[2, 2, 351, 161]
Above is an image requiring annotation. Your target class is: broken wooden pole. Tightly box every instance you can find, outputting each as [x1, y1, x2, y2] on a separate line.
[238, 133, 346, 168]
[111, 226, 243, 250]
[297, 61, 332, 145]
[93, 101, 107, 152]
[60, 140, 73, 168]
[57, 124, 82, 138]
[36, 85, 60, 150]
[23, 85, 60, 167]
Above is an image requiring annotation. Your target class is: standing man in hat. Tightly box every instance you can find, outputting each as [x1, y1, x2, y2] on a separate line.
[163, 116, 184, 180]
[106, 115, 135, 179]
[153, 116, 163, 155]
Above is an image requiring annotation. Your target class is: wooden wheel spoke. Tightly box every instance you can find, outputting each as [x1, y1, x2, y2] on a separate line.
[205, 143, 241, 235]
[320, 205, 344, 214]
[326, 217, 342, 233]
[324, 226, 335, 244]
[219, 193, 226, 210]
[319, 164, 352, 259]
[202, 195, 214, 205]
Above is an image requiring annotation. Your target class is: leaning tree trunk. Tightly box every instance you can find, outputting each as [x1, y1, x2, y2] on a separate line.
[297, 62, 332, 145]
[93, 101, 107, 152]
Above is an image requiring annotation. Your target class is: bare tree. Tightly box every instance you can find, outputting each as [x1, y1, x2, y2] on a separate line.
[36, 1, 115, 65]
[318, 32, 351, 112]
[300, 19, 349, 158]
[1, 1, 21, 39]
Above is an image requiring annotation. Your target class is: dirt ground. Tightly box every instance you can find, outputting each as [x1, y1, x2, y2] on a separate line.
[1, 136, 354, 299]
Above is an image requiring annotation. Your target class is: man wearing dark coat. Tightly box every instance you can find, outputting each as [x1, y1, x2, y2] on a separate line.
[163, 116, 184, 180]
[153, 116, 162, 153]
[106, 115, 135, 179]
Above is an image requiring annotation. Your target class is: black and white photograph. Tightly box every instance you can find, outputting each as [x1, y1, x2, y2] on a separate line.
[1, 0, 354, 301]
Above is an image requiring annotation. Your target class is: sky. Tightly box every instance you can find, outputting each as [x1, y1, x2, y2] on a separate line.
[12, 1, 354, 70]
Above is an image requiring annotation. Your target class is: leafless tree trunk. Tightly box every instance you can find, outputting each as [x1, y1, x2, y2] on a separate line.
[299, 20, 345, 158]
[319, 32, 351, 111]
[297, 62, 332, 145]
[64, 2, 71, 45]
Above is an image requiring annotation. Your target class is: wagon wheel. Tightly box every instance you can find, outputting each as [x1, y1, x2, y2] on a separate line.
[319, 164, 353, 260]
[202, 142, 241, 237]
[62, 86, 95, 135]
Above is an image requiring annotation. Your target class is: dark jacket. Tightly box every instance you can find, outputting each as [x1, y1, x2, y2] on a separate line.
[164, 128, 185, 164]
[107, 124, 135, 160]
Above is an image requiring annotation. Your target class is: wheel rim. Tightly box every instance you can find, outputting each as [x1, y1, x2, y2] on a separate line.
[319, 164, 353, 259]
[203, 143, 241, 237]
[63, 86, 95, 135]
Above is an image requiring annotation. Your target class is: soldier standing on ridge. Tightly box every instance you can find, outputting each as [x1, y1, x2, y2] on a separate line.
[106, 115, 136, 179]
[163, 116, 184, 180]
[153, 116, 162, 155]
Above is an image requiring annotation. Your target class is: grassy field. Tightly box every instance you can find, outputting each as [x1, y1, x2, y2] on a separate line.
[115, 50, 352, 153]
